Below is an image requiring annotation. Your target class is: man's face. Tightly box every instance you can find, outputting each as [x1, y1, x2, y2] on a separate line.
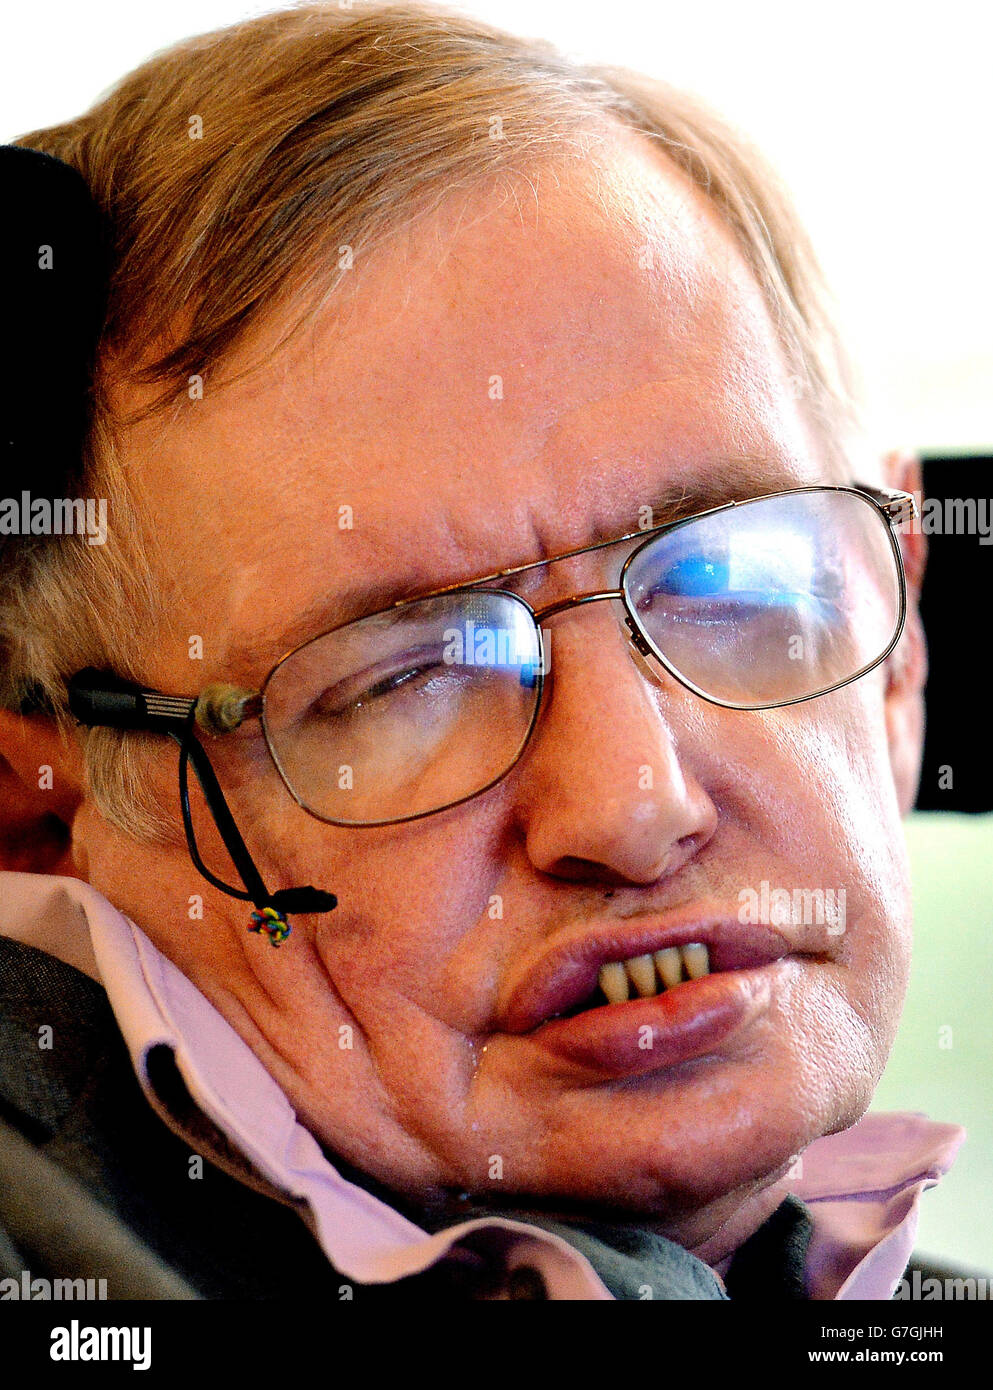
[79, 126, 918, 1252]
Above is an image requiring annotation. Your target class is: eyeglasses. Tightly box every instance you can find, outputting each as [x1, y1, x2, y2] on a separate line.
[67, 482, 916, 933]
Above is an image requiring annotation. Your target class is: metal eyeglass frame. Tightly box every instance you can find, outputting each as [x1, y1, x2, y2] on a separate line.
[66, 481, 917, 925]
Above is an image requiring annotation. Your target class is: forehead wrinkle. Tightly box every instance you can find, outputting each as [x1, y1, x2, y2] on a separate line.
[491, 367, 827, 561]
[512, 453, 813, 580]
[219, 445, 810, 686]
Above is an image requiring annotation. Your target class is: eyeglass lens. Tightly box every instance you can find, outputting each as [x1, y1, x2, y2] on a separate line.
[622, 489, 900, 706]
[261, 489, 902, 824]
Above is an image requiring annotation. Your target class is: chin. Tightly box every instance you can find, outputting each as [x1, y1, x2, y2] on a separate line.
[531, 1048, 870, 1219]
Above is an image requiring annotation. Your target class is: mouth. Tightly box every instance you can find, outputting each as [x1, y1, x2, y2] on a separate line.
[502, 918, 799, 1034]
[556, 942, 716, 1018]
[499, 917, 814, 1076]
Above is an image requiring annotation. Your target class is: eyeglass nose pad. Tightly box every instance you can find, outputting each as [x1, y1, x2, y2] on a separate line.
[624, 612, 654, 658]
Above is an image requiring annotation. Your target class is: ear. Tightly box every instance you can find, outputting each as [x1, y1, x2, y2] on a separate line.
[0, 708, 88, 877]
[880, 450, 928, 814]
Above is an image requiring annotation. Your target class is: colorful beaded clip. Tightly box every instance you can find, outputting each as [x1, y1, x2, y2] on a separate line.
[248, 905, 291, 947]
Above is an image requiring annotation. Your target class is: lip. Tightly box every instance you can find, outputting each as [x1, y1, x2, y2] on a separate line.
[501, 915, 799, 1033]
[499, 913, 817, 1077]
[523, 960, 794, 1076]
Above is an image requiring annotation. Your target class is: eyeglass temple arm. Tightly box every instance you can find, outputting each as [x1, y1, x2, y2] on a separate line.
[854, 483, 919, 526]
[66, 668, 336, 918]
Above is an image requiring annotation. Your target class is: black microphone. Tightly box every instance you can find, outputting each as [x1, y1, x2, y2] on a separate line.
[266, 886, 338, 914]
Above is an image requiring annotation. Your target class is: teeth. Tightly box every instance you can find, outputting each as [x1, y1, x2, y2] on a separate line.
[682, 943, 710, 979]
[598, 944, 711, 1004]
[598, 960, 630, 1005]
[653, 947, 684, 990]
[625, 954, 658, 997]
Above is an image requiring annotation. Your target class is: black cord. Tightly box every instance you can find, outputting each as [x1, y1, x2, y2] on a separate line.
[173, 730, 257, 903]
[168, 726, 337, 917]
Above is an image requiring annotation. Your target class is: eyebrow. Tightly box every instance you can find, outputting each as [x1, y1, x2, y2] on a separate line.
[223, 454, 805, 679]
[596, 455, 803, 541]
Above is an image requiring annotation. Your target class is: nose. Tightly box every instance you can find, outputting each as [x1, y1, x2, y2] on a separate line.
[511, 596, 718, 886]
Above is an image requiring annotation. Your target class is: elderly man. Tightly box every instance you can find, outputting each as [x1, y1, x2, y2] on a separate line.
[0, 1, 968, 1302]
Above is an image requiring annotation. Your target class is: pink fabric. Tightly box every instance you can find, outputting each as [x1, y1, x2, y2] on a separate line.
[773, 1113, 965, 1299]
[0, 871, 966, 1299]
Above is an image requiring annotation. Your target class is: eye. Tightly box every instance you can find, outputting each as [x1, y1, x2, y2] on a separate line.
[318, 654, 453, 718]
[357, 662, 439, 703]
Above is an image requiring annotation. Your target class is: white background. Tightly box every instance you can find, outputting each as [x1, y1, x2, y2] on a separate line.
[2, 0, 990, 454]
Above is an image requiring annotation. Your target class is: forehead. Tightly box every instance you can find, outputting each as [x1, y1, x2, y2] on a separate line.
[119, 124, 835, 680]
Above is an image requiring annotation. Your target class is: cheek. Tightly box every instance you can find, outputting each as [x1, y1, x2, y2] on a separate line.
[754, 683, 913, 1035]
[711, 673, 906, 886]
[263, 808, 503, 975]
[78, 811, 240, 968]
[690, 678, 912, 1029]
[778, 683, 910, 925]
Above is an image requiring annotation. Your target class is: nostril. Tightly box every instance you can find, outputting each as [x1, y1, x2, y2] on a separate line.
[669, 831, 705, 871]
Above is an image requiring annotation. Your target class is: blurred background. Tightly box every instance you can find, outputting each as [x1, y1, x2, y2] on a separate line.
[2, 0, 990, 1270]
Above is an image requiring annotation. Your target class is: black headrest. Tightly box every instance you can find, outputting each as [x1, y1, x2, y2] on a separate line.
[1, 145, 108, 507]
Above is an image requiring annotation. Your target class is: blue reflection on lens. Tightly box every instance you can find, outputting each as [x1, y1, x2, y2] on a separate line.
[637, 529, 823, 616]
[660, 555, 729, 596]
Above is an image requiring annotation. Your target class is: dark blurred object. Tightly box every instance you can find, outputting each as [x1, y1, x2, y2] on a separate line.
[0, 145, 107, 518]
[914, 455, 992, 812]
